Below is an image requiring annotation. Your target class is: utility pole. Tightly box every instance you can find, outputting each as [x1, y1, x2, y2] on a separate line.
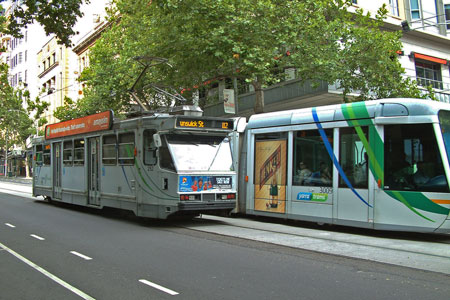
[4, 128, 7, 177]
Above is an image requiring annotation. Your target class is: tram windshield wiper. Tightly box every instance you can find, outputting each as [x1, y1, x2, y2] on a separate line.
[208, 138, 228, 171]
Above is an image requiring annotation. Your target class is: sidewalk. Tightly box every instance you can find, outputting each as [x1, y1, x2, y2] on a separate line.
[0, 176, 32, 185]
[185, 214, 450, 275]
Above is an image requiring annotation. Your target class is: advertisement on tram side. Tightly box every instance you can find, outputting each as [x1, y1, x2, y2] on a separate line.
[45, 111, 113, 139]
[179, 175, 233, 192]
[254, 140, 287, 213]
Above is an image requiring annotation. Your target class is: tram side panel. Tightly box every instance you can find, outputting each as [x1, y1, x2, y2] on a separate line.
[373, 122, 450, 232]
[61, 163, 86, 206]
[99, 131, 138, 213]
[33, 143, 53, 199]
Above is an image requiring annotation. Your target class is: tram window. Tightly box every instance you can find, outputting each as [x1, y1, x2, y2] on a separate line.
[160, 136, 175, 171]
[43, 144, 51, 165]
[293, 129, 333, 187]
[63, 140, 73, 166]
[118, 132, 135, 165]
[143, 130, 157, 165]
[339, 127, 368, 189]
[73, 139, 85, 166]
[35, 144, 43, 166]
[102, 134, 117, 165]
[384, 124, 448, 192]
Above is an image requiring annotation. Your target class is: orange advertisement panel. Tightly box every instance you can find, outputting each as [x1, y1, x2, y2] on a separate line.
[254, 140, 287, 213]
[45, 111, 113, 140]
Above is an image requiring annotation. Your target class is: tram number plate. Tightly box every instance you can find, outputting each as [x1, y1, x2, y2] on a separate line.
[216, 177, 231, 185]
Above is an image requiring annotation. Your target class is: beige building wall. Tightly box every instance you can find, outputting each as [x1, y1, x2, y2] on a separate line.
[37, 37, 72, 125]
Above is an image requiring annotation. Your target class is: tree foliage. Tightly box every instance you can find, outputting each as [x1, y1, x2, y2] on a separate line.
[60, 0, 428, 119]
[1, 0, 88, 47]
[0, 63, 34, 149]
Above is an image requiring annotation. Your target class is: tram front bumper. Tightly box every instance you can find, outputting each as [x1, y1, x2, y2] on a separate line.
[178, 201, 236, 211]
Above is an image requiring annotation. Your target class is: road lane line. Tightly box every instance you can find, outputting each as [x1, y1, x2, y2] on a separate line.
[70, 251, 93, 261]
[139, 279, 179, 296]
[5, 223, 16, 228]
[30, 234, 45, 241]
[0, 241, 95, 300]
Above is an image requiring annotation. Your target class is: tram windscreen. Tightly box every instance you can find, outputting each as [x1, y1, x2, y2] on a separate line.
[166, 135, 233, 171]
[439, 110, 450, 166]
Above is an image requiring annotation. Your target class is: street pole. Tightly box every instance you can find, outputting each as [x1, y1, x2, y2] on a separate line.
[4, 128, 7, 177]
[233, 76, 239, 116]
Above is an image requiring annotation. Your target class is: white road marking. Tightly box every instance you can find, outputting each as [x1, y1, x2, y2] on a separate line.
[70, 251, 93, 261]
[139, 279, 179, 296]
[5, 223, 16, 228]
[0, 241, 95, 300]
[30, 234, 45, 241]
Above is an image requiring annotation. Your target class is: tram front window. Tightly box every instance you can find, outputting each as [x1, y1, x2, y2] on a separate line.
[384, 123, 448, 192]
[166, 135, 233, 171]
[439, 110, 450, 169]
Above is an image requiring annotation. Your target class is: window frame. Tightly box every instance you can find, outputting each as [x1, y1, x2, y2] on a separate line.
[102, 134, 117, 166]
[415, 59, 443, 90]
[63, 140, 73, 166]
[118, 132, 135, 165]
[73, 138, 85, 166]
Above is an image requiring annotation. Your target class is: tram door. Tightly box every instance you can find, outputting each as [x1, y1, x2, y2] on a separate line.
[52, 142, 62, 199]
[336, 127, 371, 224]
[88, 137, 101, 206]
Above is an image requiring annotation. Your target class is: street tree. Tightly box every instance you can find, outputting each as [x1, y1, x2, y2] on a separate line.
[0, 62, 34, 152]
[61, 0, 428, 118]
[0, 0, 88, 47]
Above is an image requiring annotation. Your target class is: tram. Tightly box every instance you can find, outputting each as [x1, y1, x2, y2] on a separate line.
[238, 98, 450, 233]
[32, 106, 239, 219]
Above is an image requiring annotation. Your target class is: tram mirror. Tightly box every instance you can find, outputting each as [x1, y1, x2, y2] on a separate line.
[236, 117, 247, 133]
[153, 133, 162, 147]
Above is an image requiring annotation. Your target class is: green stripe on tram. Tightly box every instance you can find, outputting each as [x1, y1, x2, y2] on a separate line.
[341, 102, 450, 220]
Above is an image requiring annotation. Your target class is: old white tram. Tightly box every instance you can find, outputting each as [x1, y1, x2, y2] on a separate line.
[32, 107, 238, 219]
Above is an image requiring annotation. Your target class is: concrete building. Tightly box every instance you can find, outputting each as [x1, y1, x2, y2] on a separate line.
[1, 1, 47, 108]
[37, 36, 74, 125]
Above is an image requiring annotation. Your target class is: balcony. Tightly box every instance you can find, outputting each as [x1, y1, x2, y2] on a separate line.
[414, 76, 450, 103]
[203, 78, 342, 117]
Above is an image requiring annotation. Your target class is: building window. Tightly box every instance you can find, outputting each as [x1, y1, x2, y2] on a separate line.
[410, 0, 421, 19]
[445, 4, 450, 30]
[390, 0, 399, 17]
[18, 52, 22, 64]
[415, 59, 443, 89]
[25, 50, 27, 62]
[352, 0, 357, 4]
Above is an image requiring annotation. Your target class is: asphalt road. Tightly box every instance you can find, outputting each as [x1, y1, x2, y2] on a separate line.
[1, 184, 449, 300]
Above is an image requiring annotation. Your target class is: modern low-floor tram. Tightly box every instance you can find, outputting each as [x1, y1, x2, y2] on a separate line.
[238, 98, 450, 233]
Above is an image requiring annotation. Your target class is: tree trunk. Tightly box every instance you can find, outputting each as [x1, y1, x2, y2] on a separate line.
[253, 80, 264, 114]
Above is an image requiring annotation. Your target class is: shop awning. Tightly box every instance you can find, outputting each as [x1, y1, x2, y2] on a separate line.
[411, 52, 448, 65]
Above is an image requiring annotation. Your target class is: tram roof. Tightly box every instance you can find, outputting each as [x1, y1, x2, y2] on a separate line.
[246, 98, 450, 129]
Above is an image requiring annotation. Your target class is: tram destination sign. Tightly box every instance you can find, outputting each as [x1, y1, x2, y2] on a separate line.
[176, 117, 233, 130]
[45, 111, 113, 139]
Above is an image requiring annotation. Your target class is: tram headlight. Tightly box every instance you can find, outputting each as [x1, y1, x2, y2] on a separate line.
[219, 193, 236, 200]
[180, 194, 198, 201]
